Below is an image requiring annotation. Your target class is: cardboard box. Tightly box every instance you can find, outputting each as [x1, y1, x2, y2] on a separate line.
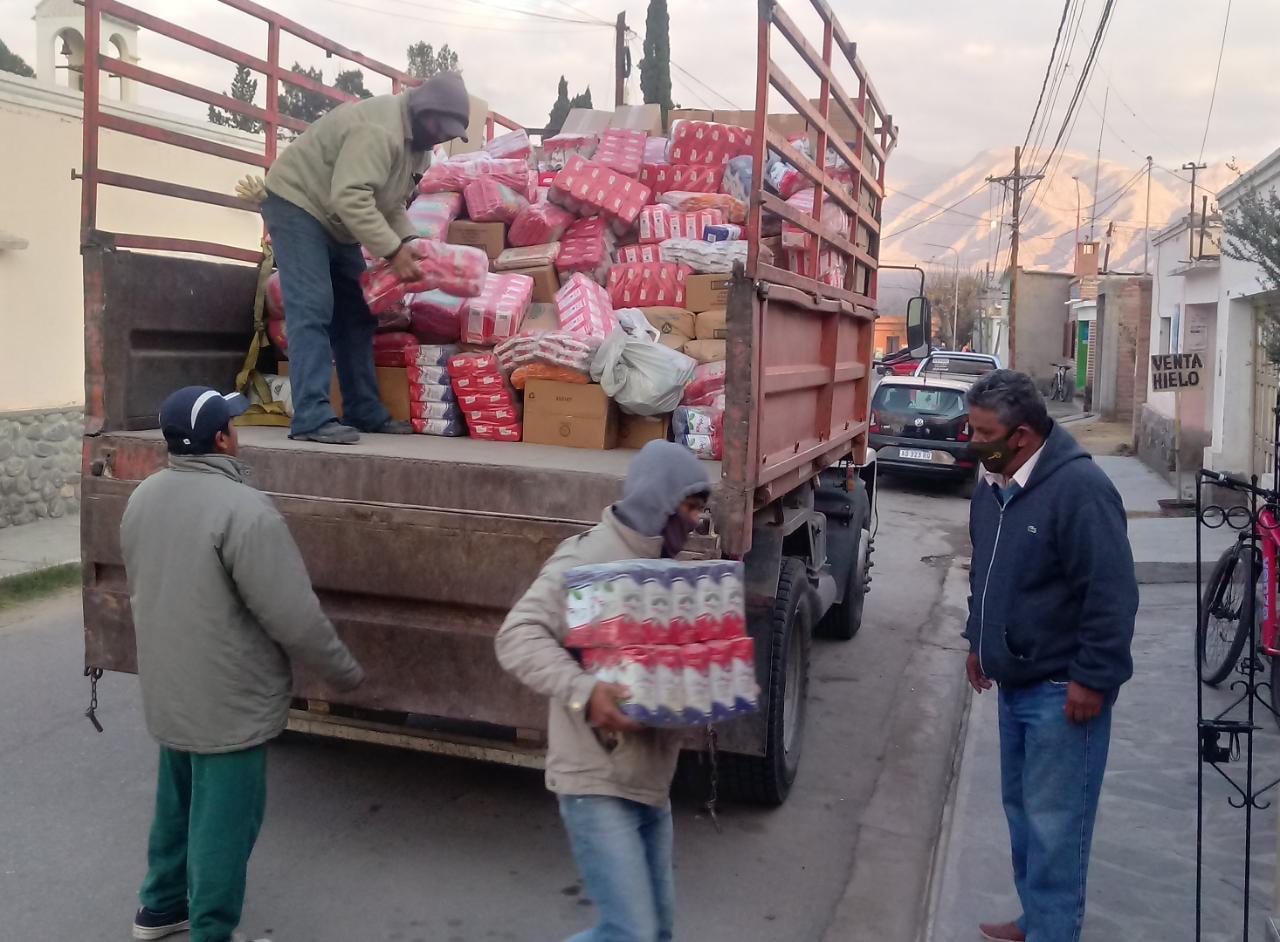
[448, 220, 506, 260]
[611, 104, 663, 134]
[521, 302, 559, 333]
[640, 307, 696, 345]
[618, 412, 670, 449]
[509, 264, 560, 304]
[278, 363, 410, 422]
[685, 274, 733, 313]
[696, 307, 727, 340]
[523, 380, 618, 450]
[684, 339, 727, 364]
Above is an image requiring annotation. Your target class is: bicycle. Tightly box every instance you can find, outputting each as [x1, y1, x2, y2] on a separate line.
[1196, 470, 1280, 727]
[1050, 361, 1073, 402]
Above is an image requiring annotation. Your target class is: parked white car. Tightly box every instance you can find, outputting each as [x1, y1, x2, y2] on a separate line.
[912, 351, 1001, 381]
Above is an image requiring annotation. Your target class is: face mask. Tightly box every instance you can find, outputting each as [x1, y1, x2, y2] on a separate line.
[661, 513, 697, 559]
[968, 433, 1020, 473]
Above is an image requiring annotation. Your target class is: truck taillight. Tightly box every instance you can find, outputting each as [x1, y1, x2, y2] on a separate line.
[870, 411, 880, 433]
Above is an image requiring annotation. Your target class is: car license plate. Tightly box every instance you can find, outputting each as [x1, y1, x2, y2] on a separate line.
[899, 448, 934, 461]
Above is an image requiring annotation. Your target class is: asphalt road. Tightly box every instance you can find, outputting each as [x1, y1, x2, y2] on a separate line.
[0, 475, 971, 942]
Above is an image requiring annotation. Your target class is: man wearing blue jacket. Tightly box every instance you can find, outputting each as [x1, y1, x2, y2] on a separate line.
[961, 370, 1137, 942]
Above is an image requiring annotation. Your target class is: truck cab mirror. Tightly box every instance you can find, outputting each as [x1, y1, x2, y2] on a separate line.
[906, 296, 931, 357]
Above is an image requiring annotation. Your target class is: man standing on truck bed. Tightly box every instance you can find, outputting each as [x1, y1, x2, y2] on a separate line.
[261, 72, 471, 445]
[961, 370, 1137, 942]
[496, 441, 712, 942]
[122, 385, 365, 942]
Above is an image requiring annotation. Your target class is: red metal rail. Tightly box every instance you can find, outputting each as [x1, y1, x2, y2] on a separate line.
[79, 0, 513, 261]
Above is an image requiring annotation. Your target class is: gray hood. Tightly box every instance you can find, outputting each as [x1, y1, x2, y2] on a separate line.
[612, 441, 711, 537]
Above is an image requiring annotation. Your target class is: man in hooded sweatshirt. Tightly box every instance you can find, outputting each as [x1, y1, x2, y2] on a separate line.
[262, 71, 471, 445]
[961, 370, 1137, 942]
[496, 440, 713, 942]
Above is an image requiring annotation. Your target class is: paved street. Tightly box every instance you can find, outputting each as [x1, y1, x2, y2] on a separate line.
[0, 477, 973, 942]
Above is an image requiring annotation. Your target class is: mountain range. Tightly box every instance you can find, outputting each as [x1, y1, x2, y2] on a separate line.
[881, 149, 1244, 277]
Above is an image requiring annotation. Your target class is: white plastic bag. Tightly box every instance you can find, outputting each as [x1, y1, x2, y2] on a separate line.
[591, 329, 697, 416]
[615, 308, 663, 344]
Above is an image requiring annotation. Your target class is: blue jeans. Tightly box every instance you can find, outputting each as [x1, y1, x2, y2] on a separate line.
[558, 795, 675, 942]
[999, 681, 1112, 942]
[260, 193, 389, 436]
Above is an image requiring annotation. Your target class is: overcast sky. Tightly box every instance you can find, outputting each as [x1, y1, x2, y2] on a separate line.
[2, 0, 1277, 184]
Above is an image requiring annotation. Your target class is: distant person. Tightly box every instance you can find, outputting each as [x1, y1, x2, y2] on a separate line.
[961, 370, 1137, 942]
[122, 386, 364, 942]
[262, 72, 471, 444]
[495, 441, 712, 942]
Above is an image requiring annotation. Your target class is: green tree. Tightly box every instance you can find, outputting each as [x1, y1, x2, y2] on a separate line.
[1224, 186, 1280, 361]
[406, 41, 459, 79]
[279, 63, 331, 127]
[924, 268, 985, 349]
[207, 64, 261, 133]
[570, 86, 593, 110]
[638, 0, 673, 128]
[547, 75, 571, 135]
[0, 38, 34, 78]
[334, 68, 372, 100]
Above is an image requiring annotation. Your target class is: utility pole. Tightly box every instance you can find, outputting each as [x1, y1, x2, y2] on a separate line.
[614, 12, 627, 107]
[1143, 156, 1153, 274]
[1089, 86, 1109, 241]
[1182, 160, 1207, 260]
[988, 145, 1044, 370]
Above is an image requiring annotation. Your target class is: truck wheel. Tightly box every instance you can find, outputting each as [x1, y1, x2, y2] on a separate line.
[719, 557, 814, 806]
[816, 489, 871, 641]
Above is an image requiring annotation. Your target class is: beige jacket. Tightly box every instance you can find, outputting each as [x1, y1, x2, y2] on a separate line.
[495, 509, 683, 806]
[121, 455, 363, 753]
[265, 93, 427, 259]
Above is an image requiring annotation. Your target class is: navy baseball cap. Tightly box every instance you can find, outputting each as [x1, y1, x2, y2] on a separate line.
[159, 386, 249, 449]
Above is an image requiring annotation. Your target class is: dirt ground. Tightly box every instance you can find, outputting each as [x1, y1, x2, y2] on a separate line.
[1062, 415, 1137, 457]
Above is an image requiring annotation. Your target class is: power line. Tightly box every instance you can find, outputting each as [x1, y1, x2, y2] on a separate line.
[670, 59, 742, 110]
[885, 186, 988, 220]
[1026, 0, 1087, 168]
[309, 0, 608, 31]
[884, 182, 990, 240]
[550, 0, 614, 26]
[1023, 0, 1074, 151]
[1199, 0, 1233, 162]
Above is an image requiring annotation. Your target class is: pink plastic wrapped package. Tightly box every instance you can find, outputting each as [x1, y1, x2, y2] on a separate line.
[483, 127, 532, 160]
[418, 156, 530, 196]
[556, 217, 614, 284]
[406, 290, 465, 344]
[638, 205, 725, 244]
[549, 154, 651, 228]
[658, 191, 747, 225]
[462, 272, 533, 346]
[406, 192, 463, 240]
[785, 247, 847, 288]
[538, 132, 599, 173]
[673, 406, 724, 460]
[667, 120, 753, 166]
[456, 391, 515, 413]
[267, 318, 288, 359]
[266, 271, 285, 321]
[372, 332, 417, 368]
[640, 164, 724, 194]
[409, 399, 462, 422]
[495, 330, 599, 373]
[781, 188, 851, 251]
[403, 342, 458, 367]
[616, 243, 664, 265]
[683, 361, 727, 405]
[555, 272, 618, 341]
[416, 239, 489, 298]
[594, 128, 648, 176]
[495, 243, 561, 271]
[509, 201, 576, 247]
[607, 262, 690, 309]
[360, 255, 428, 315]
[644, 137, 669, 165]
[411, 417, 467, 437]
[469, 421, 522, 443]
[448, 351, 501, 377]
[375, 303, 411, 332]
[464, 177, 529, 224]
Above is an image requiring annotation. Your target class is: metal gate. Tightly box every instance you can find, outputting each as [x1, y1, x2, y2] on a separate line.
[1252, 302, 1280, 482]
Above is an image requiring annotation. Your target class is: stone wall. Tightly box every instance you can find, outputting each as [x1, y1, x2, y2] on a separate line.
[1136, 402, 1209, 485]
[0, 408, 83, 528]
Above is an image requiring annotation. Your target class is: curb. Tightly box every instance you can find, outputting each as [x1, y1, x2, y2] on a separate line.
[1057, 411, 1096, 424]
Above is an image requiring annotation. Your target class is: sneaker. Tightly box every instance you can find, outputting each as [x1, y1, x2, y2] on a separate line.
[979, 921, 1026, 942]
[368, 419, 413, 435]
[133, 905, 190, 940]
[290, 421, 360, 445]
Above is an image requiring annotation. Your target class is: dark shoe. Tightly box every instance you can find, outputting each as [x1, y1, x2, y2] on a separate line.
[979, 921, 1026, 942]
[133, 905, 190, 940]
[290, 420, 360, 445]
[368, 419, 413, 435]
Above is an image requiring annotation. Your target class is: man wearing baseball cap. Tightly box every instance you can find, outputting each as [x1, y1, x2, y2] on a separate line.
[262, 71, 472, 445]
[122, 386, 365, 942]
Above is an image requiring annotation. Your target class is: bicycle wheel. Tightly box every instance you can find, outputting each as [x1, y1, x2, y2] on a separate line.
[1198, 541, 1257, 686]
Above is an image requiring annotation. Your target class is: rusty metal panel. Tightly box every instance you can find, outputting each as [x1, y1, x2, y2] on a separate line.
[86, 250, 259, 432]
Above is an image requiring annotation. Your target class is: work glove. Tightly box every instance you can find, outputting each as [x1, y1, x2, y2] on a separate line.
[235, 174, 268, 205]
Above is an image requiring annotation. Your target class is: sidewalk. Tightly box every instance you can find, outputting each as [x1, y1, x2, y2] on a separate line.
[0, 514, 79, 581]
[927, 584, 1280, 941]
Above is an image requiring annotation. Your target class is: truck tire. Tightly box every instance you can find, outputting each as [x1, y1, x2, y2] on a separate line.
[816, 489, 871, 641]
[719, 557, 814, 806]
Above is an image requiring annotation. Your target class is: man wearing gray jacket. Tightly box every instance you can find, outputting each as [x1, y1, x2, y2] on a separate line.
[496, 440, 712, 942]
[121, 385, 364, 942]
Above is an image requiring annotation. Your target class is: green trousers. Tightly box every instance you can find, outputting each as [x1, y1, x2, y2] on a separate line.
[139, 744, 267, 942]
